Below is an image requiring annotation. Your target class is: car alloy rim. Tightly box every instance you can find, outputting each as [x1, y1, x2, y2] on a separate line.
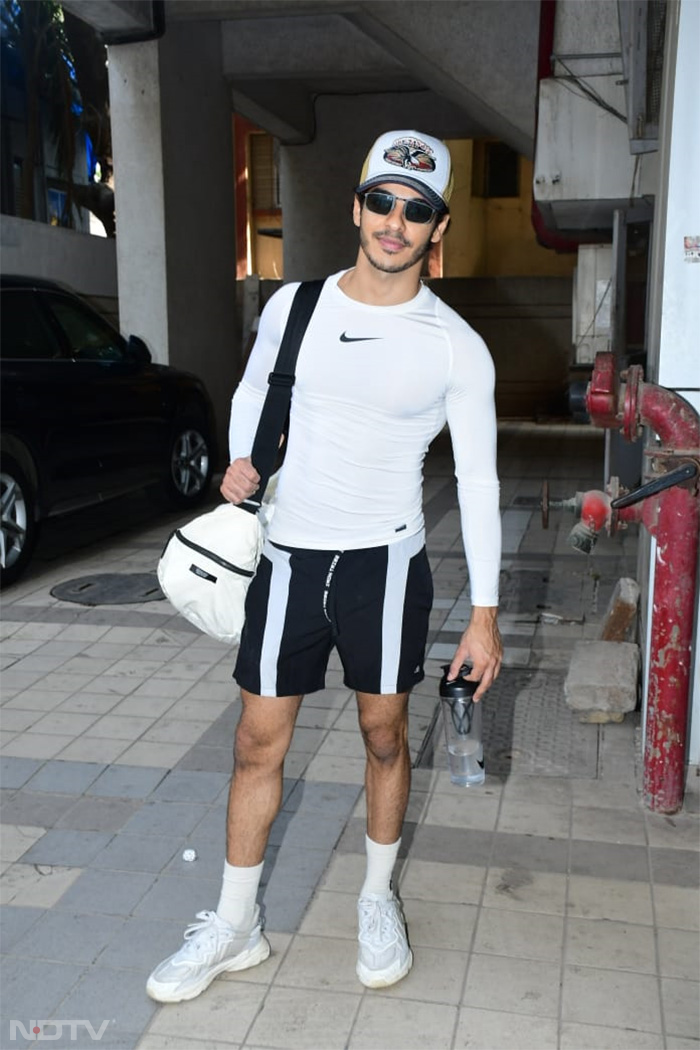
[0, 471, 28, 570]
[171, 429, 209, 496]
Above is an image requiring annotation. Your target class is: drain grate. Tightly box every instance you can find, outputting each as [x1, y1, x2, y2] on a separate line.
[51, 573, 164, 606]
[418, 668, 600, 779]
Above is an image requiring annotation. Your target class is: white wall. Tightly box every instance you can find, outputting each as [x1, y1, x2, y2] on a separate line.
[0, 215, 117, 297]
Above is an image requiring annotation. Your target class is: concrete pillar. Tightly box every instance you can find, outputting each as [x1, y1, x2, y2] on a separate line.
[107, 22, 238, 461]
[108, 39, 168, 362]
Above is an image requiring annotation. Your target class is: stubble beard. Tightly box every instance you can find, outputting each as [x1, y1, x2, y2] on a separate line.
[359, 228, 433, 275]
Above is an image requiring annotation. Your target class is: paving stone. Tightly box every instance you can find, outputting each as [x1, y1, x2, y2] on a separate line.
[570, 839, 650, 882]
[562, 965, 662, 1032]
[55, 797, 140, 832]
[150, 770, 230, 803]
[658, 928, 700, 981]
[1, 863, 82, 908]
[650, 847, 700, 888]
[491, 831, 569, 874]
[56, 967, 158, 1041]
[298, 890, 356, 940]
[559, 1022, 663, 1049]
[120, 801, 209, 837]
[566, 917, 656, 972]
[0, 823, 46, 862]
[0, 790, 78, 829]
[21, 829, 114, 867]
[400, 859, 485, 905]
[267, 844, 335, 892]
[567, 874, 654, 925]
[662, 978, 700, 1038]
[455, 1008, 558, 1049]
[0, 903, 45, 951]
[90, 833, 183, 873]
[409, 824, 494, 868]
[350, 997, 457, 1049]
[98, 916, 188, 973]
[133, 874, 221, 921]
[475, 907, 564, 962]
[0, 958, 85, 1046]
[55, 868, 156, 915]
[247, 986, 360, 1050]
[0, 756, 43, 789]
[572, 804, 646, 845]
[87, 765, 168, 798]
[653, 885, 700, 931]
[21, 760, 105, 789]
[463, 955, 560, 1017]
[482, 867, 568, 915]
[189, 804, 226, 841]
[13, 908, 124, 964]
[147, 980, 266, 1045]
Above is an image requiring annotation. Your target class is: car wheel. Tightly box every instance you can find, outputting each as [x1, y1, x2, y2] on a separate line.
[1, 454, 38, 586]
[162, 421, 213, 508]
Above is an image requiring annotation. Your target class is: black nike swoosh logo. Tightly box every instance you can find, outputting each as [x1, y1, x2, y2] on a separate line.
[339, 333, 382, 343]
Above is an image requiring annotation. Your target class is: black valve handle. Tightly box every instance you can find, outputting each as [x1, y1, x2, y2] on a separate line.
[610, 462, 698, 509]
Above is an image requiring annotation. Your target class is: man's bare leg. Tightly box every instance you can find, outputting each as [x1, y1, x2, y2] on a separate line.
[225, 689, 303, 865]
[357, 691, 411, 843]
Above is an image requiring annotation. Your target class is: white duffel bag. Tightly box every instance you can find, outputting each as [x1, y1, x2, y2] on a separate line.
[157, 502, 267, 645]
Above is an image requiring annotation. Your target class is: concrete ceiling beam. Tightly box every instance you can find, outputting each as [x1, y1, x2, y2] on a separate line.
[231, 81, 316, 144]
[345, 1, 539, 156]
[62, 0, 159, 36]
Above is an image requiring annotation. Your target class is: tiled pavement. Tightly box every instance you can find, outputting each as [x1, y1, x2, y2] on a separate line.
[1, 422, 698, 1050]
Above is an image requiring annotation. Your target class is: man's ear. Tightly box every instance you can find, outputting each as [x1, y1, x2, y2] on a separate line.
[352, 195, 362, 228]
[431, 213, 451, 244]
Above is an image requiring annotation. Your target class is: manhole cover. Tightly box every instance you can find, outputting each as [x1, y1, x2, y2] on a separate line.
[51, 573, 164, 606]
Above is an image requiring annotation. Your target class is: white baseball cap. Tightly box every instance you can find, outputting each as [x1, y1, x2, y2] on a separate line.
[356, 130, 454, 212]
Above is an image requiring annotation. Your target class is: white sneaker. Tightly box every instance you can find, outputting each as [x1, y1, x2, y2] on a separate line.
[146, 908, 270, 1003]
[356, 893, 413, 988]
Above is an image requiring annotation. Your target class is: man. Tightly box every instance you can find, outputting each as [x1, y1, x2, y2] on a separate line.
[147, 129, 502, 1003]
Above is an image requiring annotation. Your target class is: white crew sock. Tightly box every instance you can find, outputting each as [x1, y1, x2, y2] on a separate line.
[216, 860, 264, 930]
[360, 834, 401, 899]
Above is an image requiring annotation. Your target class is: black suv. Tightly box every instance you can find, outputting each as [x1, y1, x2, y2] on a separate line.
[1, 275, 217, 585]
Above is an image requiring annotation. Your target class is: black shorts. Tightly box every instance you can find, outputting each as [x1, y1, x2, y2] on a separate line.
[233, 530, 433, 697]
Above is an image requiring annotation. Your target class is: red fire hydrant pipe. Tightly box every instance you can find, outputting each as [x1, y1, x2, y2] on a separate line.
[585, 354, 700, 813]
[637, 387, 700, 814]
[644, 486, 699, 811]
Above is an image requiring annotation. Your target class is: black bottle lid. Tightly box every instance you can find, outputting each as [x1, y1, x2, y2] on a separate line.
[439, 664, 478, 700]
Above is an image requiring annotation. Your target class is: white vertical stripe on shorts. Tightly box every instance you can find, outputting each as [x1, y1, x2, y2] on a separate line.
[260, 542, 292, 696]
[380, 529, 426, 694]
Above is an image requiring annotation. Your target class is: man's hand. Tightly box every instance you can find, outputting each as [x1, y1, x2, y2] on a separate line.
[448, 606, 502, 701]
[220, 456, 260, 505]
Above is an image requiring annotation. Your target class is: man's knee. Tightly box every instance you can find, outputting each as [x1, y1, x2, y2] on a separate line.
[234, 720, 290, 773]
[233, 695, 300, 771]
[359, 713, 408, 764]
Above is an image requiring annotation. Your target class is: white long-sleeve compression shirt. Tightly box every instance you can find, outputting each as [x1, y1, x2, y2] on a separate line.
[228, 270, 501, 606]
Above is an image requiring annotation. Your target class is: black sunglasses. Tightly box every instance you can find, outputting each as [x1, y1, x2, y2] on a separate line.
[360, 190, 437, 225]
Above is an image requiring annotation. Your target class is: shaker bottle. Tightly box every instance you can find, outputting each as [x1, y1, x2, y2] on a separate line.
[440, 664, 485, 786]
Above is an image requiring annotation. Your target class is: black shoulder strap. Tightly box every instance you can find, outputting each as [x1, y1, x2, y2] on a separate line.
[245, 279, 324, 512]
